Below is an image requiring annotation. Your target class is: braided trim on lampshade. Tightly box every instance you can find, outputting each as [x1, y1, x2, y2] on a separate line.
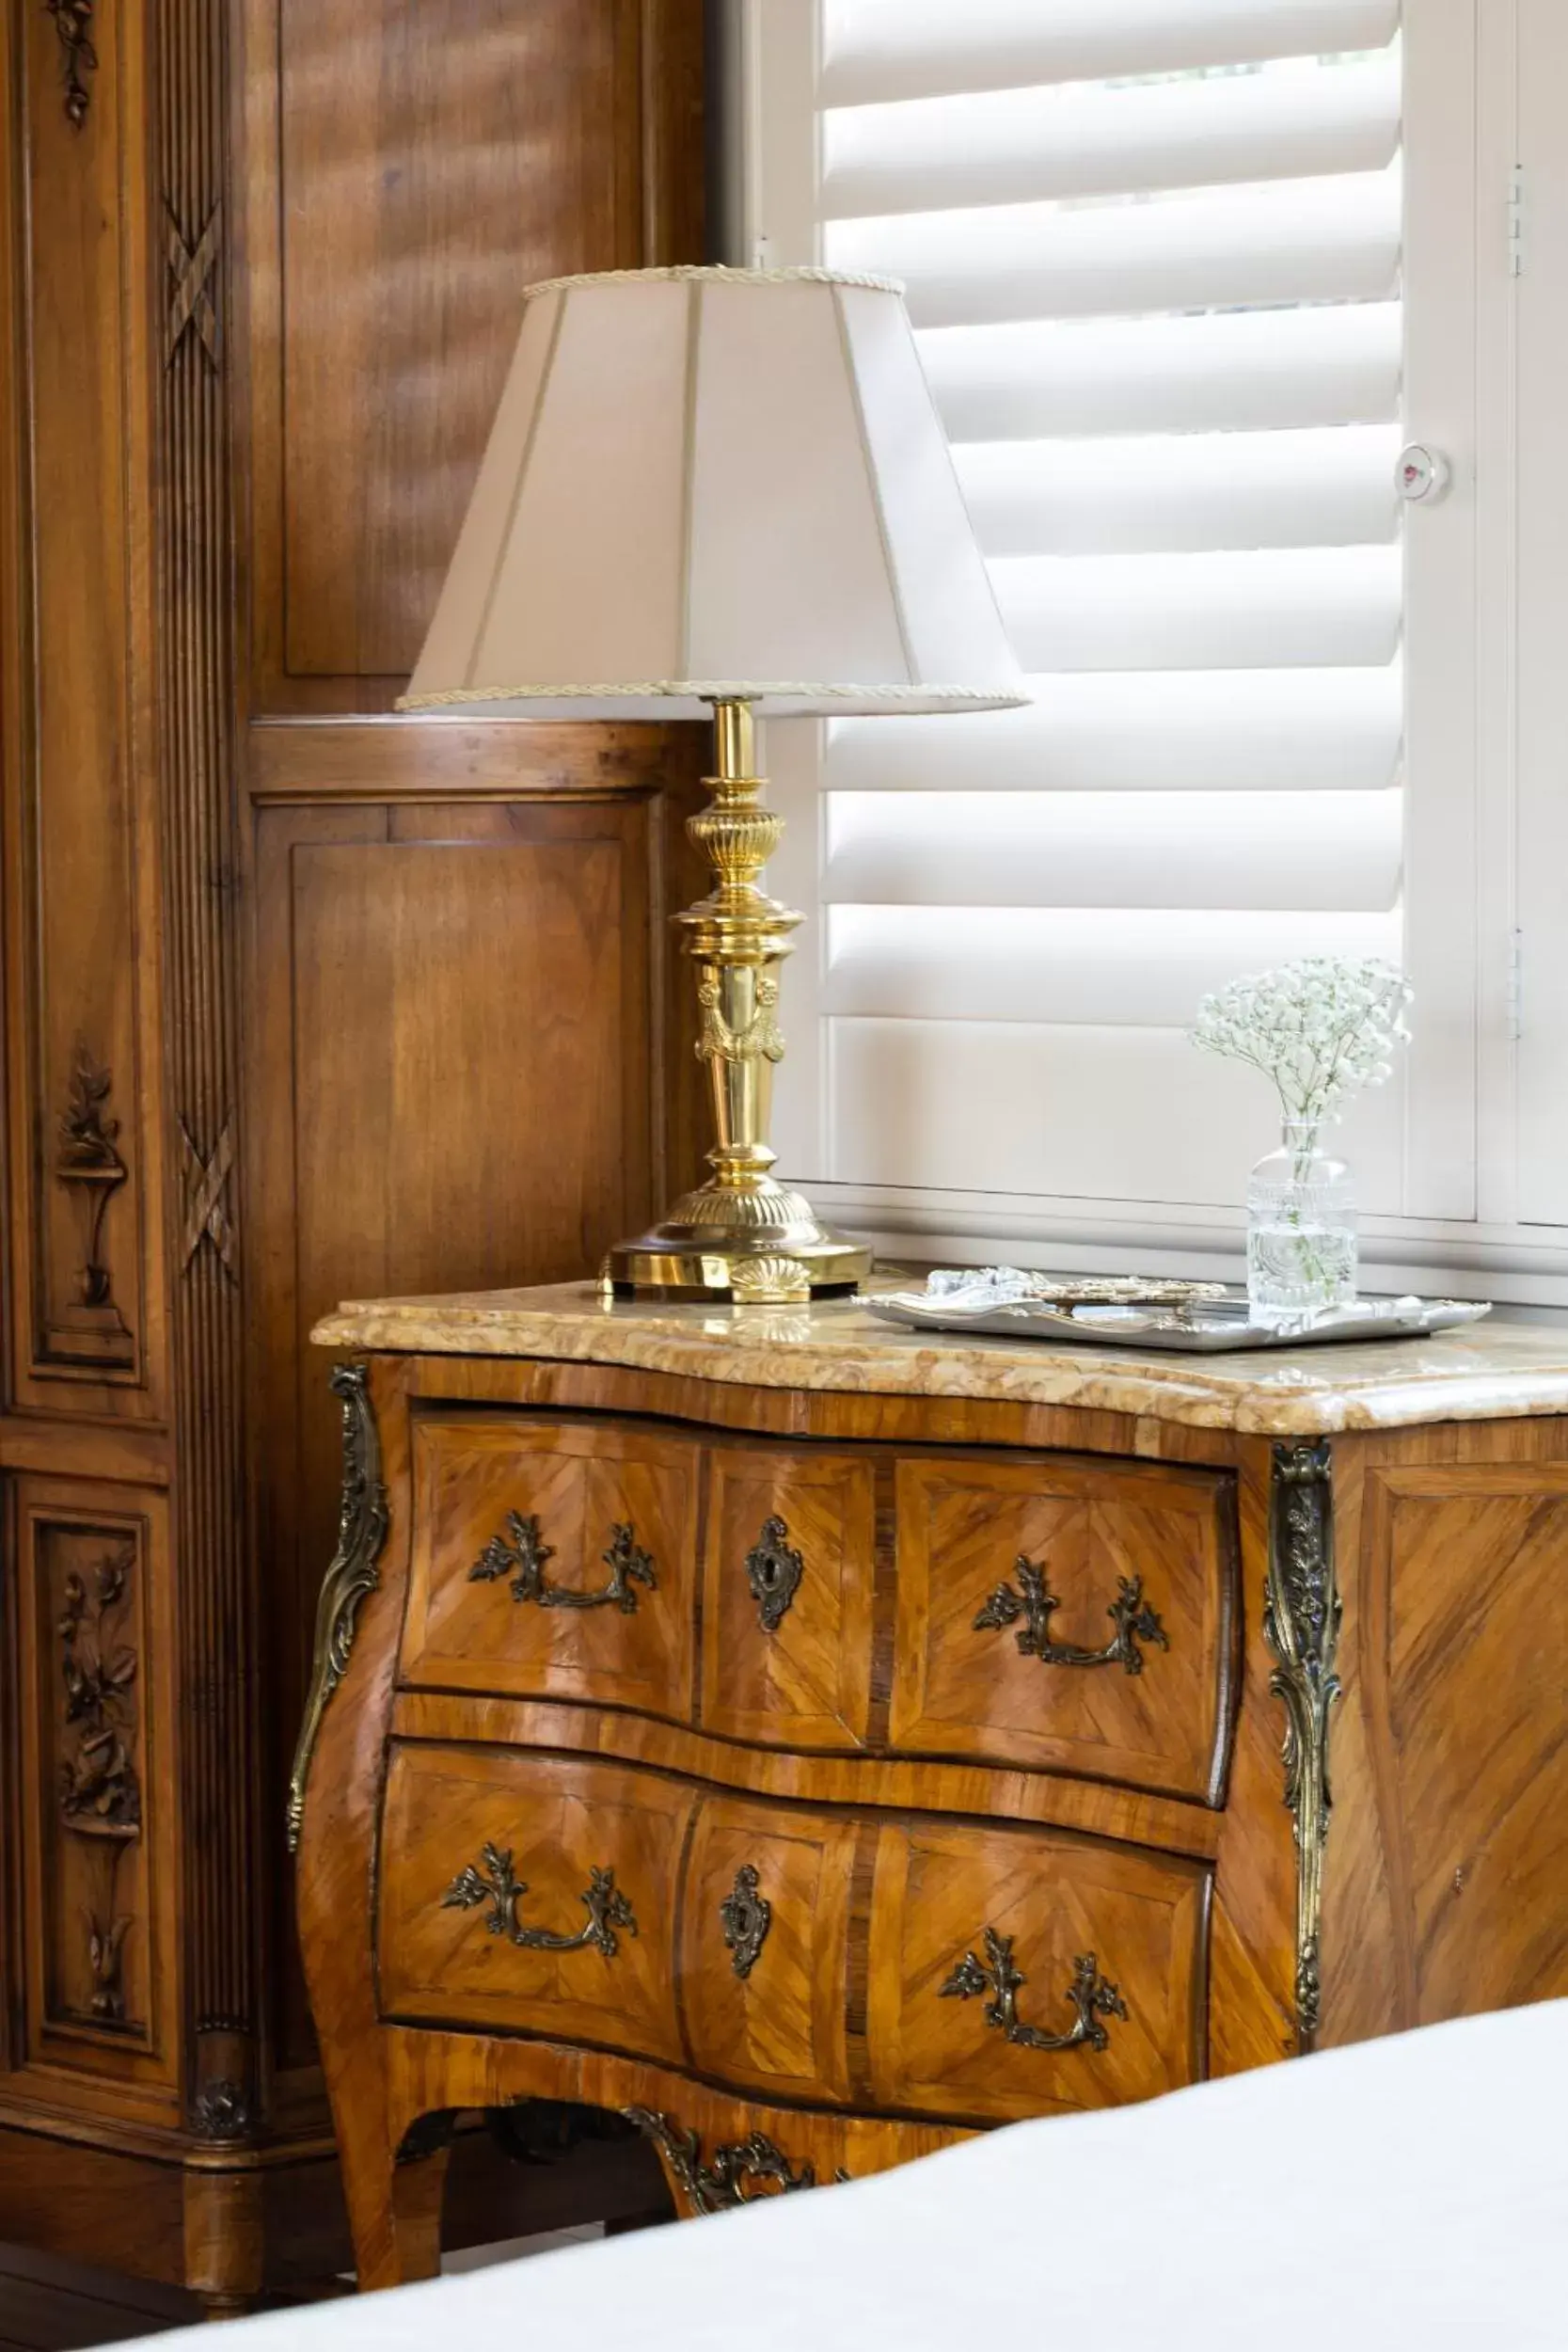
[395, 679, 1014, 712]
[516, 262, 905, 303]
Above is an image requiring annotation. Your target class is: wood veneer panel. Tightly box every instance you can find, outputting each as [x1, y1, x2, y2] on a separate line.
[402, 1412, 701, 1719]
[1318, 1421, 1568, 2051]
[0, 2134, 185, 2294]
[866, 1818, 1209, 2124]
[0, 0, 162, 1403]
[1358, 1458, 1568, 2026]
[701, 1444, 878, 1752]
[400, 1351, 1228, 1465]
[678, 1795, 859, 2106]
[243, 0, 705, 706]
[378, 1742, 690, 2064]
[381, 2026, 963, 2224]
[891, 1453, 1237, 1804]
[252, 800, 666, 2069]
[1312, 1435, 1403, 2049]
[1207, 1437, 1297, 2074]
[390, 1692, 1223, 1857]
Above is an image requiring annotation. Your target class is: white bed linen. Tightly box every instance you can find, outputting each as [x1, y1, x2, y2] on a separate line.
[153, 2003, 1567, 2350]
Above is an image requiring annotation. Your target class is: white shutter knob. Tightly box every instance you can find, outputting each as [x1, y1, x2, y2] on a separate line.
[1395, 443, 1450, 503]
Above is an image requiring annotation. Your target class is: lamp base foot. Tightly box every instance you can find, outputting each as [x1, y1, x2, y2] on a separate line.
[604, 1180, 872, 1303]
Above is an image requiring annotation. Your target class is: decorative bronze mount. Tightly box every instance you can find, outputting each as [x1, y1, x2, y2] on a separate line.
[974, 1560, 1168, 1676]
[55, 1044, 128, 1316]
[743, 1514, 802, 1632]
[287, 1365, 389, 1853]
[719, 1864, 770, 1979]
[624, 2108, 833, 2214]
[696, 970, 784, 1068]
[941, 1928, 1127, 2056]
[443, 1845, 638, 1960]
[469, 1515, 656, 1614]
[43, 0, 97, 129]
[1264, 1438, 1341, 2053]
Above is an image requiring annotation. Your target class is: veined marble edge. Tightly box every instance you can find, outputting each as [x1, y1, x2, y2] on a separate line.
[308, 1296, 1568, 1438]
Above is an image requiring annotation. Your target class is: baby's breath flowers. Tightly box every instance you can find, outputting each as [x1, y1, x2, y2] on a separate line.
[1192, 956, 1413, 1131]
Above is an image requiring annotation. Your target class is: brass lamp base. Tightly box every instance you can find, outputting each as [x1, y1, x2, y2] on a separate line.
[609, 698, 872, 1306]
[607, 1180, 873, 1304]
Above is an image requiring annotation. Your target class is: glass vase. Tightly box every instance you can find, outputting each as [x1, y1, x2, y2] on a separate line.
[1246, 1119, 1357, 1323]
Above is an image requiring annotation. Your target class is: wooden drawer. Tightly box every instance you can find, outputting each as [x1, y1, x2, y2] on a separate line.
[678, 1795, 860, 2107]
[400, 1413, 699, 1718]
[700, 1441, 876, 1750]
[377, 1743, 689, 2064]
[891, 1454, 1237, 1803]
[867, 1817, 1209, 2124]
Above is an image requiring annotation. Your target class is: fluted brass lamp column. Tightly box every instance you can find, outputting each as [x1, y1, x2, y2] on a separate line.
[398, 266, 1025, 1300]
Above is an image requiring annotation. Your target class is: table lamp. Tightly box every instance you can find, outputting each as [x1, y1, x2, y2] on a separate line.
[398, 265, 1026, 1302]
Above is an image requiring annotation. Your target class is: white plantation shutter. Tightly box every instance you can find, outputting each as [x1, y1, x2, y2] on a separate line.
[751, 0, 1464, 1237]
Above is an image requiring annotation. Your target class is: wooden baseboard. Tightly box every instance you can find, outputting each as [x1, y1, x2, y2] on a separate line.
[0, 2242, 198, 2349]
[0, 2112, 672, 2306]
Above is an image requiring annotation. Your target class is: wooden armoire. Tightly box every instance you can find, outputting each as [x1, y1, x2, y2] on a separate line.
[0, 0, 706, 2310]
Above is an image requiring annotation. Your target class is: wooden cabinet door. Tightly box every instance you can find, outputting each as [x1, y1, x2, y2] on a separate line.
[891, 1454, 1238, 1803]
[700, 1443, 876, 1750]
[867, 1818, 1211, 2125]
[400, 1412, 700, 1720]
[377, 1744, 689, 2066]
[678, 1796, 860, 2106]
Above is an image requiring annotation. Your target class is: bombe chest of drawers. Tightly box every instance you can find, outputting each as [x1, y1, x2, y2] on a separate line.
[291, 1283, 1568, 2286]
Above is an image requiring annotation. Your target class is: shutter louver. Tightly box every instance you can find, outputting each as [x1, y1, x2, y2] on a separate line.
[792, 0, 1406, 1213]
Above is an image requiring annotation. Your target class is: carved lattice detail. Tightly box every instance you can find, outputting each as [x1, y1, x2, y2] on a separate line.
[166, 201, 221, 367]
[179, 1112, 236, 1274]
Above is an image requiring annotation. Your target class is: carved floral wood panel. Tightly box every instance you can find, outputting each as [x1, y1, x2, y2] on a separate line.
[8, 1470, 180, 2100]
[29, 1513, 150, 2044]
[42, 1, 98, 128]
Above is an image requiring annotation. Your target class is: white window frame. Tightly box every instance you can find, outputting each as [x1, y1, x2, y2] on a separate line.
[724, 0, 1568, 1307]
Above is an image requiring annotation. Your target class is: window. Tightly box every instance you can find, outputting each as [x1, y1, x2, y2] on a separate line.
[737, 0, 1510, 1287]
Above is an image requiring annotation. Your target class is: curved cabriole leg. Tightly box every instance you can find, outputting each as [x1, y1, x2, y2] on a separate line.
[342, 2132, 450, 2294]
[294, 1362, 436, 2289]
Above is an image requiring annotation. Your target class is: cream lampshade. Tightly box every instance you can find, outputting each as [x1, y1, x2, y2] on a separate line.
[400, 264, 1026, 1301]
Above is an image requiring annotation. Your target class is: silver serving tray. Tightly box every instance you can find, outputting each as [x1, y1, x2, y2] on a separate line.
[865, 1287, 1492, 1354]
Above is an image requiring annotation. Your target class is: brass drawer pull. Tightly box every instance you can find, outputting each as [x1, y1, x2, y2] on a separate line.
[468, 1515, 656, 1614]
[625, 2107, 835, 2212]
[719, 1863, 770, 1979]
[974, 1559, 1167, 1676]
[941, 1928, 1126, 2055]
[744, 1514, 802, 1631]
[442, 1843, 637, 1958]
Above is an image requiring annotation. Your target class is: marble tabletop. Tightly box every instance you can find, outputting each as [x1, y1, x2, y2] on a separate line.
[311, 1280, 1568, 1438]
